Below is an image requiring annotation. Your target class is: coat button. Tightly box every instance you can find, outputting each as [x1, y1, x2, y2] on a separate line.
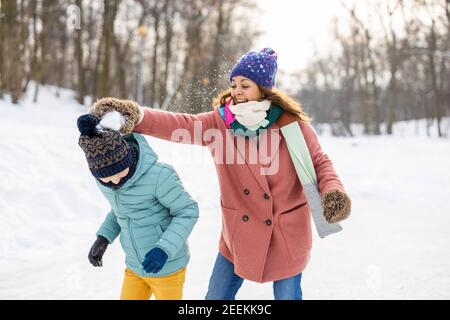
[242, 215, 249, 222]
[244, 189, 250, 195]
[265, 219, 272, 226]
[264, 193, 270, 199]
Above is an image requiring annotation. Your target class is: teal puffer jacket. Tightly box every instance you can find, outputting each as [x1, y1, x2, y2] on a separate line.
[95, 133, 199, 277]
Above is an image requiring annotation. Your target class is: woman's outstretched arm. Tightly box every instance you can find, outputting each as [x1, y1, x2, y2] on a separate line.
[134, 106, 218, 146]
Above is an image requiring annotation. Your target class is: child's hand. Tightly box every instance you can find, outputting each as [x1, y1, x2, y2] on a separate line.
[142, 247, 168, 273]
[88, 236, 109, 267]
[89, 97, 141, 134]
[322, 190, 351, 223]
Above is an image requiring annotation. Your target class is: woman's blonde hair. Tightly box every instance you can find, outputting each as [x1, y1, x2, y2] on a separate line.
[213, 86, 311, 123]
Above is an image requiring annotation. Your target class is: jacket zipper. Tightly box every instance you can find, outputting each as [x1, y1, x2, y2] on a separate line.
[114, 190, 142, 262]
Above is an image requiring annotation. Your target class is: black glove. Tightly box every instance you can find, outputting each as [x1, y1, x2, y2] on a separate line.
[88, 236, 109, 267]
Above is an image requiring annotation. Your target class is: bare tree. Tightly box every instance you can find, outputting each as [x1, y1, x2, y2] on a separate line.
[376, 1, 404, 135]
[98, 0, 120, 98]
[75, 0, 85, 105]
[426, 19, 445, 137]
[158, 0, 175, 107]
[2, 0, 26, 103]
[0, 0, 5, 98]
[342, 1, 382, 135]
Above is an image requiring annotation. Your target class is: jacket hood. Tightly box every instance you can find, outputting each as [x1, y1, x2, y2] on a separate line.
[121, 133, 157, 187]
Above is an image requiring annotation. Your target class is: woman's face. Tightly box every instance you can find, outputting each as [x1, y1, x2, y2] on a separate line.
[230, 76, 262, 104]
[99, 167, 130, 185]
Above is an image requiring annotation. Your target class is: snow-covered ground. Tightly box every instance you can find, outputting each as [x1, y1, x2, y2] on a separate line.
[1, 85, 449, 299]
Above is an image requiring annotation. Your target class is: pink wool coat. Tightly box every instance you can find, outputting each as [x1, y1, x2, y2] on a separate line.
[134, 106, 345, 283]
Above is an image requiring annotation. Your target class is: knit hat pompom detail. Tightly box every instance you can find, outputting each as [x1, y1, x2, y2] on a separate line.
[261, 47, 277, 59]
[77, 114, 100, 137]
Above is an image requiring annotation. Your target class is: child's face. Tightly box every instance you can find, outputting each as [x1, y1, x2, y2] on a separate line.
[230, 76, 262, 104]
[99, 167, 130, 185]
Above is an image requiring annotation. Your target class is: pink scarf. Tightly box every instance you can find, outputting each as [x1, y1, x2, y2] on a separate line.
[224, 99, 235, 129]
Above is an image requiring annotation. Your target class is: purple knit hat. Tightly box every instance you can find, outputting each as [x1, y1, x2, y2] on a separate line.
[229, 48, 278, 88]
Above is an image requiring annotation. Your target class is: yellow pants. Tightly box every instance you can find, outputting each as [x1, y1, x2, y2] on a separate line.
[120, 267, 186, 300]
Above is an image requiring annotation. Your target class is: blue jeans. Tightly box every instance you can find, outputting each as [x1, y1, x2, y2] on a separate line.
[205, 253, 303, 300]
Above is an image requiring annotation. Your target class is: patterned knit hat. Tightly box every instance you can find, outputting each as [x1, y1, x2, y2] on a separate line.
[229, 48, 278, 88]
[77, 114, 132, 178]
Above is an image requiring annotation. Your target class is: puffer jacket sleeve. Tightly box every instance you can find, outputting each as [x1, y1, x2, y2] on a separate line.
[154, 165, 199, 259]
[96, 211, 121, 244]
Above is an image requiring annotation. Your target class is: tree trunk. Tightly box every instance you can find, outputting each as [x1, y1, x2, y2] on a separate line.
[340, 56, 354, 136]
[3, 0, 24, 103]
[98, 0, 119, 98]
[149, 10, 161, 108]
[385, 3, 401, 135]
[181, 3, 206, 114]
[386, 63, 398, 135]
[159, 0, 174, 108]
[75, 0, 85, 105]
[427, 20, 443, 137]
[58, 13, 68, 91]
[92, 34, 103, 99]
[206, 0, 225, 104]
[33, 0, 51, 102]
[386, 42, 399, 135]
[367, 41, 381, 134]
[0, 0, 5, 97]
[112, 34, 129, 99]
[27, 0, 39, 90]
[85, 1, 97, 97]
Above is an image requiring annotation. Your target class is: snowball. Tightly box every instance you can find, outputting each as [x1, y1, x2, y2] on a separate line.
[99, 110, 125, 131]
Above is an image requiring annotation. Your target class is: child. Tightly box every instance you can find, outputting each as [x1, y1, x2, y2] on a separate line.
[90, 48, 351, 300]
[77, 111, 199, 300]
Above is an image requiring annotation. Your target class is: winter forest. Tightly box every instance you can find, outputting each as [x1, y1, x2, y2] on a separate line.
[0, 0, 450, 301]
[1, 0, 449, 137]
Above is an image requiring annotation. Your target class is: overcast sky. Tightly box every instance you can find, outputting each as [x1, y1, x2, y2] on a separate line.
[254, 0, 348, 73]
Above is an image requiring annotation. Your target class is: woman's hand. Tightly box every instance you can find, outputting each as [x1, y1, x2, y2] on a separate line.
[89, 97, 141, 134]
[322, 190, 351, 223]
